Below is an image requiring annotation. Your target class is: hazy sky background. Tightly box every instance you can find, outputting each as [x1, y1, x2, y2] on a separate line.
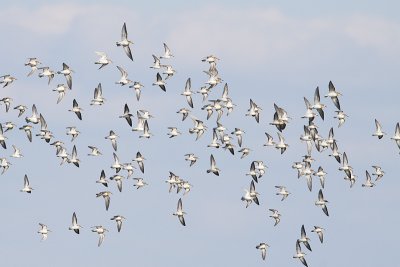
[0, 1, 399, 266]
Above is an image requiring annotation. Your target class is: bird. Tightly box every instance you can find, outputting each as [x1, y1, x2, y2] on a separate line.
[206, 154, 220, 176]
[312, 86, 326, 120]
[139, 120, 152, 138]
[325, 81, 341, 110]
[275, 186, 290, 201]
[91, 83, 105, 105]
[0, 97, 12, 112]
[256, 242, 269, 261]
[162, 64, 177, 79]
[231, 128, 244, 147]
[0, 74, 17, 88]
[293, 240, 308, 267]
[119, 103, 133, 127]
[362, 170, 375, 187]
[68, 145, 80, 167]
[57, 63, 73, 89]
[133, 177, 148, 189]
[69, 99, 83, 120]
[371, 165, 385, 181]
[241, 180, 259, 208]
[311, 226, 325, 243]
[372, 119, 386, 139]
[25, 104, 40, 124]
[173, 198, 186, 226]
[116, 22, 133, 60]
[38, 67, 55, 84]
[177, 108, 191, 121]
[96, 191, 112, 211]
[129, 81, 144, 101]
[53, 84, 69, 104]
[298, 225, 312, 252]
[0, 124, 7, 149]
[19, 125, 33, 142]
[167, 127, 181, 138]
[246, 99, 261, 123]
[105, 130, 118, 151]
[111, 153, 122, 173]
[38, 223, 51, 241]
[160, 43, 174, 59]
[20, 174, 33, 193]
[14, 104, 27, 117]
[184, 153, 198, 167]
[25, 57, 41, 76]
[66, 126, 80, 142]
[275, 132, 289, 154]
[96, 170, 109, 187]
[315, 189, 329, 216]
[111, 215, 126, 232]
[133, 151, 145, 173]
[91, 226, 108, 247]
[94, 51, 112, 69]
[238, 147, 251, 159]
[334, 110, 348, 127]
[181, 78, 194, 108]
[264, 132, 275, 147]
[313, 166, 327, 188]
[11, 145, 23, 158]
[115, 66, 132, 86]
[269, 209, 281, 226]
[88, 146, 102, 156]
[153, 72, 166, 92]
[68, 212, 82, 234]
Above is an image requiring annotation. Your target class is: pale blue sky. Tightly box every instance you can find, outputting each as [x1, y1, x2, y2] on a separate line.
[0, 1, 398, 267]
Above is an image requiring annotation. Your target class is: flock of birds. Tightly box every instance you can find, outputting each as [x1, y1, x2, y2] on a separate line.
[0, 22, 397, 265]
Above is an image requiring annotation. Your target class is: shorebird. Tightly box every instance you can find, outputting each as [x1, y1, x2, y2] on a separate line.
[275, 132, 289, 154]
[269, 209, 281, 226]
[312, 87, 326, 120]
[66, 127, 80, 142]
[153, 72, 166, 92]
[298, 225, 312, 252]
[162, 64, 176, 79]
[115, 66, 132, 86]
[68, 145, 80, 167]
[139, 120, 152, 138]
[68, 212, 82, 234]
[119, 103, 133, 127]
[184, 153, 198, 167]
[339, 152, 352, 178]
[133, 177, 148, 189]
[69, 99, 82, 120]
[110, 174, 125, 192]
[25, 57, 41, 76]
[14, 104, 27, 117]
[238, 147, 251, 159]
[173, 198, 186, 226]
[315, 189, 329, 216]
[181, 78, 194, 108]
[111, 215, 126, 232]
[88, 146, 102, 156]
[391, 122, 400, 150]
[177, 108, 190, 121]
[325, 81, 341, 110]
[197, 86, 211, 102]
[372, 119, 386, 139]
[246, 99, 261, 123]
[302, 97, 318, 122]
[57, 63, 73, 89]
[25, 104, 40, 124]
[129, 81, 144, 101]
[293, 240, 308, 267]
[116, 22, 133, 60]
[96, 191, 112, 211]
[111, 153, 122, 173]
[202, 55, 220, 63]
[264, 132, 275, 147]
[189, 117, 207, 141]
[0, 124, 7, 149]
[206, 154, 220, 176]
[0, 158, 11, 174]
[91, 83, 105, 105]
[20, 174, 33, 193]
[53, 84, 69, 104]
[231, 128, 244, 147]
[150, 55, 161, 69]
[133, 151, 145, 173]
[0, 74, 17, 88]
[11, 145, 23, 158]
[329, 140, 341, 163]
[246, 161, 259, 183]
[96, 170, 109, 187]
[311, 226, 325, 243]
[362, 170, 375, 188]
[167, 127, 181, 138]
[160, 43, 173, 59]
[275, 186, 290, 201]
[241, 180, 259, 208]
[0, 97, 12, 113]
[38, 67, 55, 84]
[372, 165, 385, 181]
[256, 242, 269, 261]
[313, 166, 327, 188]
[344, 169, 357, 188]
[91, 226, 108, 247]
[334, 110, 348, 127]
[105, 130, 118, 151]
[95, 52, 112, 69]
[38, 223, 51, 241]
